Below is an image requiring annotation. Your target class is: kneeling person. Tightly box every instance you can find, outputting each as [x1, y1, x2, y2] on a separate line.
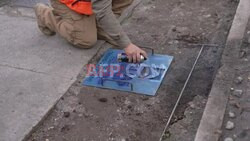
[34, 0, 147, 63]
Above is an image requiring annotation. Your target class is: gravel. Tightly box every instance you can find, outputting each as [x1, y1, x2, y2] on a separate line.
[232, 89, 243, 97]
[228, 111, 236, 118]
[224, 137, 234, 141]
[234, 76, 243, 84]
[225, 121, 235, 130]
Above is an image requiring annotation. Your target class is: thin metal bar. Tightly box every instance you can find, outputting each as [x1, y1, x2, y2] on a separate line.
[187, 43, 219, 47]
[139, 46, 155, 55]
[159, 45, 205, 141]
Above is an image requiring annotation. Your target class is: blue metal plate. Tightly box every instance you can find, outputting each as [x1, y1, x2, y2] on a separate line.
[83, 49, 173, 96]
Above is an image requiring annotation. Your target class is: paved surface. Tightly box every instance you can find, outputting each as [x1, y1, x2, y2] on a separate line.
[0, 0, 49, 7]
[10, 0, 49, 7]
[0, 3, 100, 141]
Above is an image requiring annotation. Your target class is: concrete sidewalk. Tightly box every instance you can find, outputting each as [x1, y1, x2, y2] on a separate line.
[0, 4, 101, 141]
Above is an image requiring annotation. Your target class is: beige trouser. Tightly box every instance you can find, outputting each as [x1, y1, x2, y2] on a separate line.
[36, 0, 133, 48]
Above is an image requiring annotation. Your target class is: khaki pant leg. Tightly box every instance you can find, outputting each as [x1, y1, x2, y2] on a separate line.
[39, 0, 97, 48]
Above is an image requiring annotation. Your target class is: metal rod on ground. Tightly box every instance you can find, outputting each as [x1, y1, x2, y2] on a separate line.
[159, 45, 205, 141]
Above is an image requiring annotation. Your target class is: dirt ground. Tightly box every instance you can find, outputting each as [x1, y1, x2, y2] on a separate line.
[27, 0, 238, 141]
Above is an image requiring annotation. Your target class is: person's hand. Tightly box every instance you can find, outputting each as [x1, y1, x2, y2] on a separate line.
[124, 43, 148, 63]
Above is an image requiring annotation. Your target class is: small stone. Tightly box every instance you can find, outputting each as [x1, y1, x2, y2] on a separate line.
[174, 40, 179, 44]
[189, 102, 195, 108]
[204, 14, 211, 18]
[224, 137, 234, 141]
[225, 121, 235, 130]
[239, 51, 246, 58]
[229, 111, 236, 118]
[48, 126, 54, 130]
[45, 139, 49, 141]
[63, 112, 70, 118]
[232, 89, 243, 97]
[230, 101, 241, 109]
[68, 86, 81, 95]
[168, 41, 174, 45]
[230, 88, 234, 91]
[234, 76, 243, 84]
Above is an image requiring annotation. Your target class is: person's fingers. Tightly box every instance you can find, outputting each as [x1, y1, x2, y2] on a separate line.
[132, 54, 137, 63]
[137, 52, 141, 63]
[140, 50, 148, 58]
[128, 55, 132, 63]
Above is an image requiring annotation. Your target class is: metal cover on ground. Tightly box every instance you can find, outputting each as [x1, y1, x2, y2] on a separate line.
[83, 49, 173, 96]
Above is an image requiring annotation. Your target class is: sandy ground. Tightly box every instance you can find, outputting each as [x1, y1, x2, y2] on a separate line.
[27, 0, 238, 141]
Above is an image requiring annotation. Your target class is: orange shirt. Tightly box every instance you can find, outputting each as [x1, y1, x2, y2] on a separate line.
[59, 0, 93, 15]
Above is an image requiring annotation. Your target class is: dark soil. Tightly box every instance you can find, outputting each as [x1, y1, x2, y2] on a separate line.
[27, 0, 238, 141]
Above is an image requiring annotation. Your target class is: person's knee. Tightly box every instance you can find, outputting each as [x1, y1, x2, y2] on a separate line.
[57, 19, 97, 49]
[73, 36, 97, 49]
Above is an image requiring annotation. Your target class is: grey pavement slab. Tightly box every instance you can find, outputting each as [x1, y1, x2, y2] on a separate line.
[0, 15, 97, 79]
[0, 66, 72, 141]
[0, 14, 100, 141]
[9, 0, 49, 7]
